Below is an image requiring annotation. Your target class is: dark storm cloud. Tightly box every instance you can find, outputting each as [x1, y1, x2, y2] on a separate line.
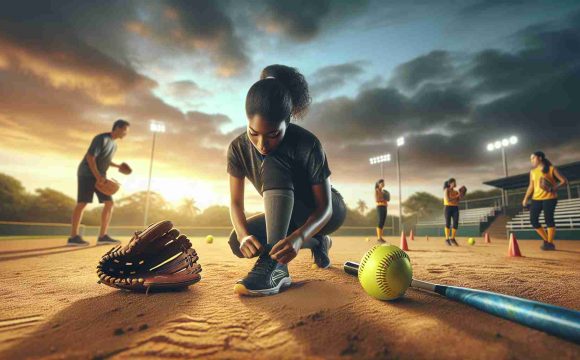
[472, 66, 580, 146]
[303, 11, 580, 187]
[410, 83, 472, 124]
[469, 17, 580, 95]
[390, 51, 456, 92]
[304, 80, 472, 144]
[0, 0, 251, 78]
[309, 61, 367, 96]
[468, 11, 580, 148]
[258, 0, 369, 41]
[304, 87, 408, 143]
[154, 0, 250, 76]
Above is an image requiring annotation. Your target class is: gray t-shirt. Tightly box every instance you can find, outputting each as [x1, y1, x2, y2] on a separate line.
[77, 133, 117, 177]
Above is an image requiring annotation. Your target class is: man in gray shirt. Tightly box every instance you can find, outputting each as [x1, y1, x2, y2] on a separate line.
[67, 119, 130, 246]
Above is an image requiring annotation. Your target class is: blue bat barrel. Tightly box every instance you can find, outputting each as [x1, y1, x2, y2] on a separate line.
[438, 285, 580, 343]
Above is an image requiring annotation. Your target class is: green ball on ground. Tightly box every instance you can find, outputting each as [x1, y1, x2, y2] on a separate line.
[206, 235, 214, 244]
[468, 237, 475, 245]
[358, 244, 413, 301]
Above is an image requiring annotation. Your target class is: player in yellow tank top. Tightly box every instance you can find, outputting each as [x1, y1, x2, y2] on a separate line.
[444, 189, 460, 206]
[522, 151, 567, 250]
[443, 178, 465, 246]
[531, 166, 557, 200]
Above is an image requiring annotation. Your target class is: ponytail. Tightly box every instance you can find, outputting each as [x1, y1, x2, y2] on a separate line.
[246, 64, 311, 124]
[533, 151, 552, 174]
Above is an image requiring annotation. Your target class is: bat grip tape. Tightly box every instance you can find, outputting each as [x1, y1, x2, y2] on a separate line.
[411, 279, 445, 295]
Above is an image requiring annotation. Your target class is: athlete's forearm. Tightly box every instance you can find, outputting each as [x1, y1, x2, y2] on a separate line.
[230, 202, 250, 239]
[523, 186, 533, 201]
[86, 154, 102, 179]
[554, 169, 568, 189]
[292, 205, 332, 243]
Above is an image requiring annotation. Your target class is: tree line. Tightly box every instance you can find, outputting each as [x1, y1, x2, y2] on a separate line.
[0, 172, 499, 228]
[0, 173, 389, 227]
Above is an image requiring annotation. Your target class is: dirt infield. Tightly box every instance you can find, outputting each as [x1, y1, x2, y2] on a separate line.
[0, 235, 579, 359]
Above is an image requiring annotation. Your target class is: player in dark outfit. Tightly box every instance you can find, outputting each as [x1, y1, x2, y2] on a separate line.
[374, 179, 389, 243]
[67, 119, 130, 246]
[227, 65, 347, 296]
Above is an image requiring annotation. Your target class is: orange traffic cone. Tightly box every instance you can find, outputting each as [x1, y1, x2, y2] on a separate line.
[400, 231, 409, 251]
[484, 232, 491, 244]
[508, 233, 522, 257]
[410, 229, 415, 241]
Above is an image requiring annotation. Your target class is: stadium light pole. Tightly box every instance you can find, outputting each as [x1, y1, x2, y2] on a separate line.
[396, 136, 405, 234]
[144, 121, 166, 226]
[487, 135, 518, 207]
[369, 153, 391, 179]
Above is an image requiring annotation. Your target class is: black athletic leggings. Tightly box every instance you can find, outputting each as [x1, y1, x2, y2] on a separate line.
[444, 205, 459, 229]
[377, 206, 387, 229]
[228, 188, 347, 258]
[530, 199, 557, 228]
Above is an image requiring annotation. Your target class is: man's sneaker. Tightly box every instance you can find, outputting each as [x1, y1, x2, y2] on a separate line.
[445, 239, 452, 246]
[67, 235, 89, 247]
[546, 242, 556, 250]
[97, 234, 121, 246]
[234, 252, 291, 296]
[377, 238, 387, 243]
[450, 238, 459, 246]
[312, 235, 332, 269]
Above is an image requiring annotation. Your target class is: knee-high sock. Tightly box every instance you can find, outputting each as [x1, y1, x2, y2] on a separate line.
[444, 227, 450, 239]
[535, 227, 548, 241]
[547, 227, 556, 243]
[264, 189, 294, 246]
[451, 228, 457, 239]
[376, 227, 383, 239]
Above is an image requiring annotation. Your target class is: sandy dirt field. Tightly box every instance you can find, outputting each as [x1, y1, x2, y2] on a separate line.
[0, 234, 579, 359]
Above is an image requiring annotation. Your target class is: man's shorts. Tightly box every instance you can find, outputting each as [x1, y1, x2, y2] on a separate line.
[77, 176, 112, 203]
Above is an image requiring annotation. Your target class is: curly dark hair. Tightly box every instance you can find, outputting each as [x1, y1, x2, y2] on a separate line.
[245, 64, 311, 124]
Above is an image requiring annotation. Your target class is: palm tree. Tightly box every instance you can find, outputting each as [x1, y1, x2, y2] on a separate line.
[356, 199, 368, 215]
[179, 198, 200, 218]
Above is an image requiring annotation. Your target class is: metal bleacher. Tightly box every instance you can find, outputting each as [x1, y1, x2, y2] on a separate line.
[507, 197, 580, 230]
[416, 206, 499, 226]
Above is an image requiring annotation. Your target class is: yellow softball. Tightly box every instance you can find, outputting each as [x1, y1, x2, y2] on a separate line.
[358, 244, 412, 300]
[206, 235, 214, 244]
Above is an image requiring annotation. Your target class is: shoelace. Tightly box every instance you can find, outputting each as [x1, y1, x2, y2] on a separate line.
[249, 255, 277, 276]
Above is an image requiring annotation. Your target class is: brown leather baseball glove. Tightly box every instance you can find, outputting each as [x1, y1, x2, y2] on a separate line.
[97, 220, 202, 293]
[95, 178, 120, 196]
[459, 185, 467, 197]
[119, 162, 132, 175]
[539, 177, 554, 193]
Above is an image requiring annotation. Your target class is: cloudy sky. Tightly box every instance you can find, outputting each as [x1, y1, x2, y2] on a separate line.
[1, 0, 579, 213]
